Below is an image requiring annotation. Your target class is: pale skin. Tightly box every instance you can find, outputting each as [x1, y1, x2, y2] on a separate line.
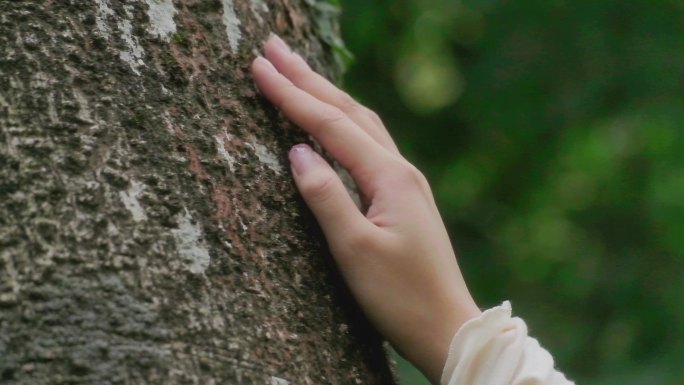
[251, 35, 482, 384]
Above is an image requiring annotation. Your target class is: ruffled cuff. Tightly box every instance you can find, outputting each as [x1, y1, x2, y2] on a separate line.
[440, 301, 575, 385]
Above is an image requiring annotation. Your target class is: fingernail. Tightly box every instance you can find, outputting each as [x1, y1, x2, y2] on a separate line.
[289, 144, 318, 175]
[255, 56, 277, 73]
[269, 34, 291, 53]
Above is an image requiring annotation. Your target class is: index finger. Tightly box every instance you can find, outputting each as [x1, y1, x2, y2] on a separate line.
[252, 56, 394, 192]
[263, 36, 399, 154]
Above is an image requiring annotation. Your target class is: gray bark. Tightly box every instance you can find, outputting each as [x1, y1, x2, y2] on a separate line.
[0, 1, 396, 384]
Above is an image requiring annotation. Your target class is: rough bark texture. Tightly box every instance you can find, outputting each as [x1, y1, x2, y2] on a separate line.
[0, 1, 396, 384]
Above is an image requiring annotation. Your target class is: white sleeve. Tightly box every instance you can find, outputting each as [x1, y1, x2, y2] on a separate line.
[441, 301, 575, 385]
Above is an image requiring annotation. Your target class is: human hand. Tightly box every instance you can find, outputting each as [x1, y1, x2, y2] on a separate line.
[251, 35, 481, 384]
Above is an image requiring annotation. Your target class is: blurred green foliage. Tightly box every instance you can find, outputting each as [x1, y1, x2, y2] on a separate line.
[340, 1, 684, 384]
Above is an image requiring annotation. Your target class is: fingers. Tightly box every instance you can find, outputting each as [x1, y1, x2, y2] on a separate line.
[264, 35, 399, 154]
[252, 56, 392, 192]
[289, 144, 374, 249]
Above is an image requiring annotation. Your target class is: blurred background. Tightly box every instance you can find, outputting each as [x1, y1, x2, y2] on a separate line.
[339, 0, 684, 384]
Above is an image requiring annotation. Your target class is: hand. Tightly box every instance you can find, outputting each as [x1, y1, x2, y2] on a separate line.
[252, 35, 481, 384]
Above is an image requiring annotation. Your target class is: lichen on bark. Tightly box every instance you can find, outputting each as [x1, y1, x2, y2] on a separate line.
[0, 1, 395, 384]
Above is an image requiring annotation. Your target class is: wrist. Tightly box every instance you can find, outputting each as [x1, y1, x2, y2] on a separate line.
[401, 294, 481, 385]
[431, 296, 481, 384]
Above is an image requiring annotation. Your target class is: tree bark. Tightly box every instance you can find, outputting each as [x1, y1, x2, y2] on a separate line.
[0, 1, 396, 384]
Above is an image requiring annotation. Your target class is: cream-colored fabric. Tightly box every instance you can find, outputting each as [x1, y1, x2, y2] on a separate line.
[441, 302, 575, 385]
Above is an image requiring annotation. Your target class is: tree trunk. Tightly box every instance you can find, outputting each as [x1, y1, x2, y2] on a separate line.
[0, 1, 396, 384]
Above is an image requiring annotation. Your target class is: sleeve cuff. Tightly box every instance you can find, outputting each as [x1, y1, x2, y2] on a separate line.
[440, 301, 575, 385]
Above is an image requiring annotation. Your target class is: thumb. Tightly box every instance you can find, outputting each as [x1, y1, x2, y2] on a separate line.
[289, 144, 370, 246]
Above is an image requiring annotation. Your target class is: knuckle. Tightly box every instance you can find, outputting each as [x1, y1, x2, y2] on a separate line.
[345, 228, 377, 255]
[338, 92, 360, 112]
[300, 173, 338, 203]
[315, 105, 347, 132]
[363, 107, 384, 127]
[394, 161, 429, 189]
[337, 93, 385, 128]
